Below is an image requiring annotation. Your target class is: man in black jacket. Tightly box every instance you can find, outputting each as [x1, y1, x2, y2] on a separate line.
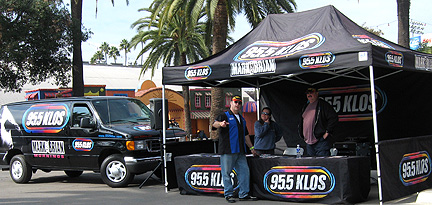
[299, 87, 338, 156]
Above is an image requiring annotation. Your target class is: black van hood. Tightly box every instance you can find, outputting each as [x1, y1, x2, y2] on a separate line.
[105, 123, 185, 138]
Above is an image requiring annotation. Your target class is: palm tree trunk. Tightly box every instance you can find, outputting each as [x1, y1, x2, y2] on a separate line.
[124, 50, 127, 66]
[397, 0, 410, 47]
[209, 0, 228, 139]
[71, 0, 84, 97]
[180, 54, 192, 137]
[182, 85, 191, 136]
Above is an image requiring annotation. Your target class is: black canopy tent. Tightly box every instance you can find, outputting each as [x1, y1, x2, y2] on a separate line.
[161, 5, 432, 203]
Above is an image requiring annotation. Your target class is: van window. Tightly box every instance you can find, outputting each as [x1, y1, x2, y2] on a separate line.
[72, 104, 93, 127]
[91, 98, 152, 125]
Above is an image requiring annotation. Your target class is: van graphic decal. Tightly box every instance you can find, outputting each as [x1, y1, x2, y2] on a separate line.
[1, 106, 20, 148]
[73, 138, 94, 151]
[22, 104, 70, 133]
[31, 140, 65, 154]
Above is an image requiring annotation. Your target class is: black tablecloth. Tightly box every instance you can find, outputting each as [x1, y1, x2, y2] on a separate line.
[174, 154, 370, 204]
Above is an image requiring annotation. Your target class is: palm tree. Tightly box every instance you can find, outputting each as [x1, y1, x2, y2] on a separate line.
[99, 42, 110, 64]
[397, 0, 410, 47]
[90, 50, 105, 64]
[119, 39, 131, 66]
[109, 46, 121, 64]
[70, 0, 129, 96]
[149, 0, 297, 139]
[71, 0, 84, 96]
[130, 6, 209, 136]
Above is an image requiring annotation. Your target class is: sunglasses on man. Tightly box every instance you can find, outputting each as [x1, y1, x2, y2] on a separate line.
[233, 101, 242, 105]
[261, 112, 270, 115]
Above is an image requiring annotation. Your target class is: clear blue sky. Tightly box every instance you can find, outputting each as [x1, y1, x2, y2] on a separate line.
[75, 0, 432, 65]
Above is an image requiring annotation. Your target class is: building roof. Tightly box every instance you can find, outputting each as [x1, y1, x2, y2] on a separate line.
[83, 64, 143, 90]
[0, 64, 182, 106]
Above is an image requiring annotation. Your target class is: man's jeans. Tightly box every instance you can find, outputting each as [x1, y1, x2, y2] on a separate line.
[306, 137, 331, 156]
[220, 153, 250, 198]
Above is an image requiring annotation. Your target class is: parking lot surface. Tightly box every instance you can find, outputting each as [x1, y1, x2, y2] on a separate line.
[0, 166, 418, 204]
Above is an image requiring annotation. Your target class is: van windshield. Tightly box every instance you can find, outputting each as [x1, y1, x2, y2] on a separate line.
[91, 98, 152, 124]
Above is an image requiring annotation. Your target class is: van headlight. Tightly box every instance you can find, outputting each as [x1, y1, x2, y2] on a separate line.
[135, 140, 147, 150]
[126, 140, 147, 151]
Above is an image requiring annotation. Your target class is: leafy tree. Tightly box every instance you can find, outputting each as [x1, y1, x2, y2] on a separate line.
[130, 6, 209, 136]
[417, 41, 432, 54]
[150, 0, 297, 139]
[361, 23, 384, 37]
[99, 42, 110, 64]
[119, 39, 130, 66]
[109, 46, 120, 64]
[0, 0, 72, 92]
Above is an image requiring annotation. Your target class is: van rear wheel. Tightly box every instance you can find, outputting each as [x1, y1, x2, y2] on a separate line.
[10, 155, 32, 183]
[100, 154, 134, 187]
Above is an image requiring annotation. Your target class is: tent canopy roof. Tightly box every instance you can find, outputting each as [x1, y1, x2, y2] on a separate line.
[162, 5, 432, 88]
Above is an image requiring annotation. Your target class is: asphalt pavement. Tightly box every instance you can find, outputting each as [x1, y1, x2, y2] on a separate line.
[0, 165, 421, 204]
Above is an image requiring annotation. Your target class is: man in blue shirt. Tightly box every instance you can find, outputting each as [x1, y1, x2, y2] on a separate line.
[212, 95, 257, 203]
[254, 107, 283, 155]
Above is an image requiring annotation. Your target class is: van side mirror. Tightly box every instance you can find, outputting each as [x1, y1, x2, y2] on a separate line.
[80, 117, 95, 129]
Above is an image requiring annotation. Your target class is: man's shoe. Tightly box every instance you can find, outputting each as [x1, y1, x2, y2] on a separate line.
[239, 195, 258, 201]
[225, 196, 236, 203]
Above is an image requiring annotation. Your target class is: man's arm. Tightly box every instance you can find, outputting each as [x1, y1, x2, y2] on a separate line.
[212, 113, 228, 129]
[245, 135, 259, 157]
[322, 100, 338, 136]
[213, 120, 228, 128]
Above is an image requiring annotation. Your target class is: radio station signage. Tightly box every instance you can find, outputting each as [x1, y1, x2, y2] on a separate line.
[319, 85, 387, 121]
[32, 140, 65, 155]
[385, 51, 404, 67]
[399, 151, 431, 186]
[184, 165, 238, 194]
[263, 166, 335, 199]
[185, 66, 212, 81]
[299, 52, 335, 69]
[73, 138, 94, 151]
[23, 103, 70, 133]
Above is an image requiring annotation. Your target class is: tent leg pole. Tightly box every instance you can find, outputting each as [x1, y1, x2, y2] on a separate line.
[256, 87, 260, 119]
[162, 85, 168, 193]
[369, 65, 383, 204]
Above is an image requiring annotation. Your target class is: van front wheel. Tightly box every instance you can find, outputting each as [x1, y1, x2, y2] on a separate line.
[100, 154, 134, 187]
[10, 155, 32, 183]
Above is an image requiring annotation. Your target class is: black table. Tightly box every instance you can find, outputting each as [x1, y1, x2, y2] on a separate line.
[174, 154, 370, 204]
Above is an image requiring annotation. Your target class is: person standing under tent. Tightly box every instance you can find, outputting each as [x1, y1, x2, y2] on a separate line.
[254, 107, 283, 155]
[298, 87, 338, 157]
[212, 95, 258, 203]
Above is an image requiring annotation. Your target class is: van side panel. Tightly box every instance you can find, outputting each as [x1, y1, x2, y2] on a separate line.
[0, 106, 15, 165]
[14, 103, 71, 168]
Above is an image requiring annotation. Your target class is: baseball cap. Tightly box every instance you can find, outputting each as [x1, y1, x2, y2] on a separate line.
[232, 95, 242, 102]
[305, 87, 317, 94]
